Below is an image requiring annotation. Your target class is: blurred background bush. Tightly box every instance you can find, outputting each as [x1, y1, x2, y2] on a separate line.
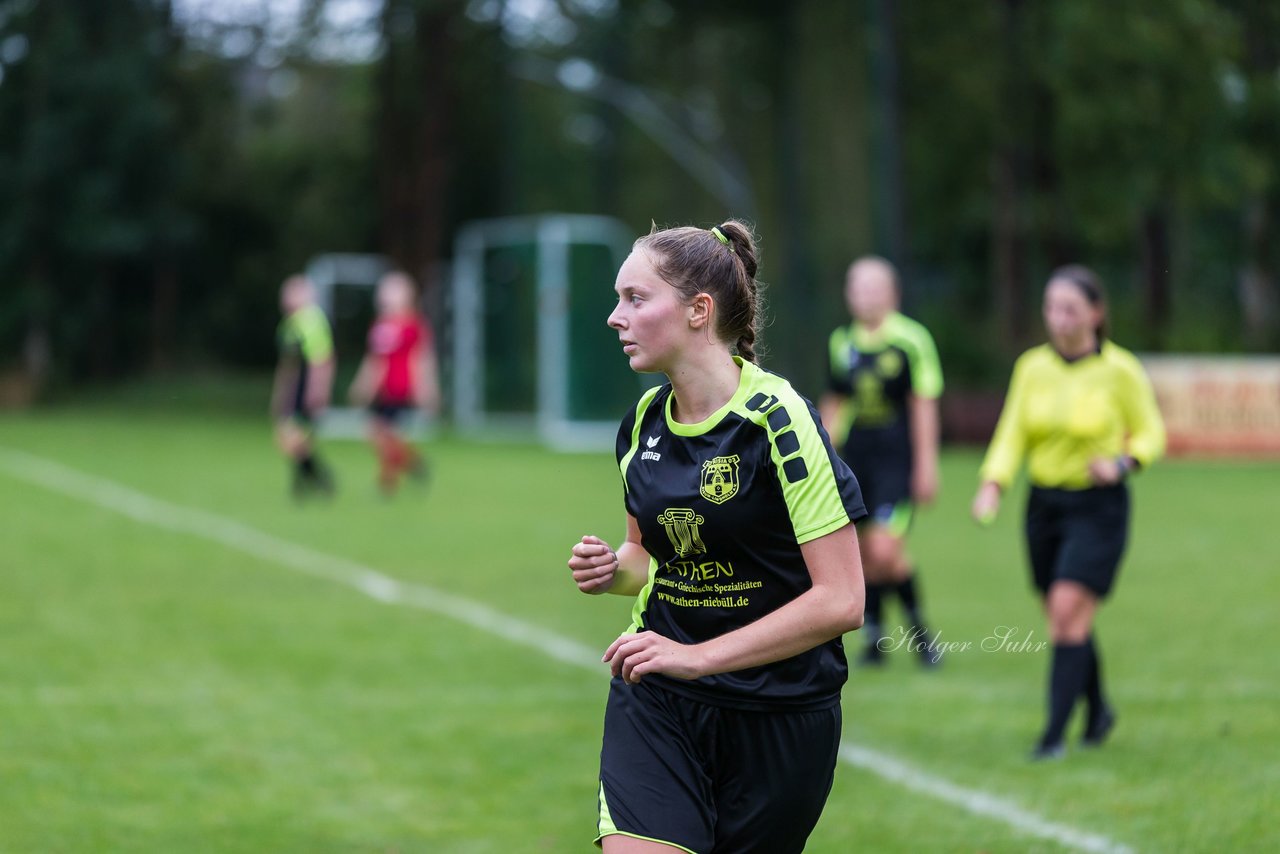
[1, 0, 1277, 406]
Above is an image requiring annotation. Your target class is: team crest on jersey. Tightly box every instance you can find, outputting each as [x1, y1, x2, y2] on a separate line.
[658, 508, 706, 558]
[700, 454, 741, 505]
[876, 349, 903, 378]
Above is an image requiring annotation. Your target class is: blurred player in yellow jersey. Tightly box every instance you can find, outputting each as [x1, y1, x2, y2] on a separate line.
[972, 265, 1165, 760]
[270, 274, 335, 500]
[821, 257, 944, 668]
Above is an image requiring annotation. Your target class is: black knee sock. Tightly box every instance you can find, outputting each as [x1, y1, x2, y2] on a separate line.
[863, 582, 885, 644]
[895, 573, 925, 630]
[1083, 635, 1107, 722]
[297, 453, 316, 477]
[1042, 642, 1092, 747]
[294, 452, 332, 491]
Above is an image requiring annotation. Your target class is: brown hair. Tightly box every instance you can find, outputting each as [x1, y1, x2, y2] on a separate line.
[633, 220, 764, 362]
[1048, 264, 1108, 339]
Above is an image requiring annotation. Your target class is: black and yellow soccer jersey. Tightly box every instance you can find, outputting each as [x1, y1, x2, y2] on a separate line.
[980, 341, 1166, 490]
[278, 305, 334, 366]
[616, 358, 866, 712]
[277, 305, 334, 419]
[826, 311, 943, 444]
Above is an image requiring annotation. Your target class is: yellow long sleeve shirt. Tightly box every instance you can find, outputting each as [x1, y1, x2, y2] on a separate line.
[980, 341, 1166, 490]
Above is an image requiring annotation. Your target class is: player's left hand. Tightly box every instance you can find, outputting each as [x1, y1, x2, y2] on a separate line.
[603, 632, 704, 684]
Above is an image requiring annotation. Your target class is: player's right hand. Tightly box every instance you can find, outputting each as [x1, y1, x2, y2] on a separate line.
[568, 535, 618, 595]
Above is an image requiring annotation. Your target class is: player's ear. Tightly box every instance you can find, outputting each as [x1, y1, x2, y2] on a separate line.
[688, 292, 714, 330]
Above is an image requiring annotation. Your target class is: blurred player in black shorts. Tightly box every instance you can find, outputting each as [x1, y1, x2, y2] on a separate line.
[270, 274, 335, 499]
[821, 257, 945, 668]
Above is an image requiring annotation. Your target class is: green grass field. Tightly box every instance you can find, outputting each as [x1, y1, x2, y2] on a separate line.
[0, 383, 1276, 852]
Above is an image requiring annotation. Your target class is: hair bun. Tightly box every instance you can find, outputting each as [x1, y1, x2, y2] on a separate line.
[633, 219, 765, 362]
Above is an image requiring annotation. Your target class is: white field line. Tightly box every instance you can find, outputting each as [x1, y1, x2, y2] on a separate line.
[0, 447, 600, 670]
[0, 447, 1133, 854]
[838, 744, 1133, 854]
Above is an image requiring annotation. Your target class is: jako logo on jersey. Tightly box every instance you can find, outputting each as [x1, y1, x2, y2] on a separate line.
[658, 508, 706, 557]
[641, 435, 661, 461]
[700, 454, 741, 505]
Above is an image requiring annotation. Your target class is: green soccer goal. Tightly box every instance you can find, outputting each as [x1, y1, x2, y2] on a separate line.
[451, 214, 653, 451]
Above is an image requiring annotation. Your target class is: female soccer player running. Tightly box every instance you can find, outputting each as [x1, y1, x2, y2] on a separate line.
[972, 265, 1165, 759]
[568, 221, 867, 853]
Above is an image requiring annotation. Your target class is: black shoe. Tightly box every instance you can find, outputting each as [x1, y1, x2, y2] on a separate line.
[291, 466, 334, 501]
[313, 469, 335, 498]
[1082, 707, 1116, 747]
[1030, 741, 1066, 761]
[290, 468, 310, 501]
[918, 640, 944, 669]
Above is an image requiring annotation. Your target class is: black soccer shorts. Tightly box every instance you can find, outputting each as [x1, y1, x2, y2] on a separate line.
[846, 444, 914, 538]
[596, 677, 841, 854]
[1025, 483, 1130, 598]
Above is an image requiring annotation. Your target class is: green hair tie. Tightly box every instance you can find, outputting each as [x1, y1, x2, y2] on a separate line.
[710, 226, 735, 253]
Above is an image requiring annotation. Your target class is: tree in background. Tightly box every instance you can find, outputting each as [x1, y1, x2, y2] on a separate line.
[898, 0, 1272, 374]
[487, 0, 874, 388]
[1045, 0, 1234, 350]
[0, 0, 192, 385]
[375, 0, 460, 293]
[1225, 0, 1280, 349]
[0, 0, 383, 386]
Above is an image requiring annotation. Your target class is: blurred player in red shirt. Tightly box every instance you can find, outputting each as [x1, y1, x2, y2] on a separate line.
[349, 271, 441, 495]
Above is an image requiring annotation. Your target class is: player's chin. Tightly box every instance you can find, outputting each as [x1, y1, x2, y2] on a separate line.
[627, 355, 665, 375]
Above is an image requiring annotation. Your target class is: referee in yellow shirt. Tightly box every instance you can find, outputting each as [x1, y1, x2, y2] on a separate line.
[971, 265, 1165, 760]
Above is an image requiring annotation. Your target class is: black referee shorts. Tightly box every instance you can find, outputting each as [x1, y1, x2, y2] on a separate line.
[597, 677, 841, 854]
[1025, 483, 1130, 598]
